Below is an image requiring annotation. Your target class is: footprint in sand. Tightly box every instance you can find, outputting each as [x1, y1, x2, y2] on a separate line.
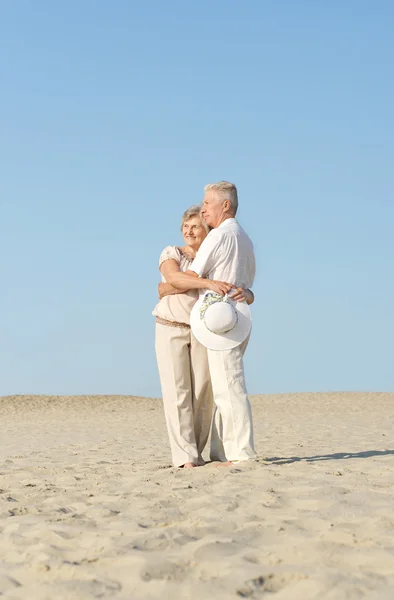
[0, 574, 22, 595]
[140, 558, 186, 582]
[194, 540, 246, 560]
[236, 573, 308, 597]
[60, 578, 122, 597]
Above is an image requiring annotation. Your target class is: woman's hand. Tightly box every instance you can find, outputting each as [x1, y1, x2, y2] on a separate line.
[230, 287, 254, 304]
[206, 280, 234, 296]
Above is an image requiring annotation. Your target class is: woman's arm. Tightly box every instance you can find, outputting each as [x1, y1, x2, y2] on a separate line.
[230, 287, 255, 305]
[158, 282, 184, 299]
[160, 260, 234, 296]
[245, 289, 255, 305]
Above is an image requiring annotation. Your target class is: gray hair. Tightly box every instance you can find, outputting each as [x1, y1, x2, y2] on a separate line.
[180, 204, 209, 232]
[204, 180, 238, 214]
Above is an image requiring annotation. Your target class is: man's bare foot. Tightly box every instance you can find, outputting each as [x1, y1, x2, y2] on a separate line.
[213, 461, 233, 468]
[182, 462, 197, 469]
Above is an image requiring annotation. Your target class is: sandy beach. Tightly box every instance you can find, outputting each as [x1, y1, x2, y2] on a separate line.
[1, 392, 394, 599]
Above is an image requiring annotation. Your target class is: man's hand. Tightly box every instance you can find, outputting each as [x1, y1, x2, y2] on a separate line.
[206, 280, 234, 296]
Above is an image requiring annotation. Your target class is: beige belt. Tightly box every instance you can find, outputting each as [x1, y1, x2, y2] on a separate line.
[156, 316, 190, 329]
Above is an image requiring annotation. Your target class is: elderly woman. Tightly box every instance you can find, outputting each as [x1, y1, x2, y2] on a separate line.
[153, 205, 254, 468]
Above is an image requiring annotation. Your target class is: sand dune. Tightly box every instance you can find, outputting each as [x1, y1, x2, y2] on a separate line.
[1, 392, 394, 599]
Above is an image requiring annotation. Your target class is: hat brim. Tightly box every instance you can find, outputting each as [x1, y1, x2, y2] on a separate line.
[190, 294, 252, 350]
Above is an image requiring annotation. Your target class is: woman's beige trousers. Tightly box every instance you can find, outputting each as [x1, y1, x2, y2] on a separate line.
[155, 323, 213, 466]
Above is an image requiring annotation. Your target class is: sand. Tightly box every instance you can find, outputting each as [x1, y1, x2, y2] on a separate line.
[1, 392, 394, 599]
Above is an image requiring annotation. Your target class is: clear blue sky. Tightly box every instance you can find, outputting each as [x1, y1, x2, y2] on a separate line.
[1, 1, 393, 397]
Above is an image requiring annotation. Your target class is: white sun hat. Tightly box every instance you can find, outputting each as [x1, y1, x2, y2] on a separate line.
[190, 291, 252, 351]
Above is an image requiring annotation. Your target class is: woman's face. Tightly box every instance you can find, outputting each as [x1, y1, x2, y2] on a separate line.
[182, 215, 207, 250]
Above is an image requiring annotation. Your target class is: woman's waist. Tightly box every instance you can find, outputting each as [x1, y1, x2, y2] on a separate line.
[152, 293, 197, 323]
[155, 316, 190, 329]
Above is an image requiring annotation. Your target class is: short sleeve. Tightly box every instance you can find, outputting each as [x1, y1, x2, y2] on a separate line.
[159, 246, 181, 268]
[190, 231, 221, 277]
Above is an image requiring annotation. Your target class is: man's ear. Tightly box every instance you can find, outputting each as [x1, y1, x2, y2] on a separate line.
[224, 199, 235, 216]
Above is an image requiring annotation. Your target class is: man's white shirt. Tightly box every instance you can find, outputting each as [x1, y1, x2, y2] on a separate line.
[190, 218, 256, 293]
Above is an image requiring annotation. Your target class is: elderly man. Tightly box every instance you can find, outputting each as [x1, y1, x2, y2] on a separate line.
[189, 181, 256, 463]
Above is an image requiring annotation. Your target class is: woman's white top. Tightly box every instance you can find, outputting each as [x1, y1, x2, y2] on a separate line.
[152, 246, 198, 325]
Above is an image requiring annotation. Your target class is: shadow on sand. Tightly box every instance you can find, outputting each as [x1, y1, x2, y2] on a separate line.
[264, 449, 394, 465]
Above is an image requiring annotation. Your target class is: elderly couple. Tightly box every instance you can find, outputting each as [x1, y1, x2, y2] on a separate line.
[153, 181, 256, 468]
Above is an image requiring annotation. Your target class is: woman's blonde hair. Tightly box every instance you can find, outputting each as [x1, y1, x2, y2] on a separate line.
[180, 205, 210, 233]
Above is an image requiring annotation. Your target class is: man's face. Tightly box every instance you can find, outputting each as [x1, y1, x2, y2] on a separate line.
[201, 190, 227, 229]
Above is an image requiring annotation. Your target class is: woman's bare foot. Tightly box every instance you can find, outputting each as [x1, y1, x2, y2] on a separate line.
[182, 462, 197, 469]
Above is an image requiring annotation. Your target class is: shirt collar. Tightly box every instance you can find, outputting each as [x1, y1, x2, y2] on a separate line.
[217, 217, 237, 229]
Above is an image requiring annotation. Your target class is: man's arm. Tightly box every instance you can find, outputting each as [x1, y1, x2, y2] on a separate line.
[189, 231, 219, 278]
